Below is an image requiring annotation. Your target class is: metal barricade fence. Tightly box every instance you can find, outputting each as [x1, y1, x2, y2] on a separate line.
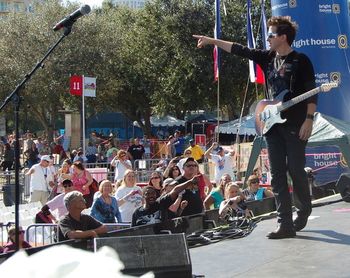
[0, 171, 29, 205]
[25, 223, 131, 247]
[0, 222, 14, 248]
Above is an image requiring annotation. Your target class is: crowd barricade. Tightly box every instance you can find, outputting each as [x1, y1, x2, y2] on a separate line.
[0, 222, 15, 248]
[85, 162, 111, 169]
[25, 222, 131, 247]
[86, 168, 108, 183]
[133, 159, 163, 171]
[0, 171, 29, 205]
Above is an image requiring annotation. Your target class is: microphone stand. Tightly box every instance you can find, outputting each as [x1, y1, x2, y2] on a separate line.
[0, 26, 73, 251]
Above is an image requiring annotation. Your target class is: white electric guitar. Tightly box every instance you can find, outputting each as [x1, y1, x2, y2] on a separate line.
[255, 82, 339, 136]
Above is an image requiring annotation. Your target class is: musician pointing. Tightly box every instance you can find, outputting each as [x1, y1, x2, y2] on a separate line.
[194, 16, 317, 239]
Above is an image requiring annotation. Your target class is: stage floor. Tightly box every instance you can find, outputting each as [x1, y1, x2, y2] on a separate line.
[190, 194, 350, 278]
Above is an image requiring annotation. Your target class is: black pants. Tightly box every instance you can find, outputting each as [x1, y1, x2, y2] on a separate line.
[265, 125, 311, 229]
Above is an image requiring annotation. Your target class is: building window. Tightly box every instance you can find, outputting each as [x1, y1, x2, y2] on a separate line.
[0, 2, 9, 12]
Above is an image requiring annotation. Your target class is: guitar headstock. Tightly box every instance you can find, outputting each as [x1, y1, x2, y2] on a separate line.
[320, 82, 339, 92]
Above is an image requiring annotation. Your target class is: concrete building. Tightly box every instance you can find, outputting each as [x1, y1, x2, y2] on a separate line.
[0, 0, 33, 16]
[112, 0, 146, 9]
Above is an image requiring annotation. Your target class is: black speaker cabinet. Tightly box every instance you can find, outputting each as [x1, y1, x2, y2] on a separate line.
[94, 233, 192, 278]
[336, 173, 350, 202]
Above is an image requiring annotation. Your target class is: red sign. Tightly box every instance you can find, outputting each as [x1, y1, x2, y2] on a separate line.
[195, 134, 206, 150]
[70, 75, 83, 96]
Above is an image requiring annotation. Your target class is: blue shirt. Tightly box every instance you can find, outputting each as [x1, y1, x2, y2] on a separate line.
[91, 196, 122, 223]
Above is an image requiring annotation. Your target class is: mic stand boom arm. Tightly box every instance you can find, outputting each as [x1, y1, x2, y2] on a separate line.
[0, 26, 72, 251]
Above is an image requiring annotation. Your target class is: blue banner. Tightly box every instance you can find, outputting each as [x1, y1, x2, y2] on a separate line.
[306, 145, 349, 185]
[271, 0, 350, 121]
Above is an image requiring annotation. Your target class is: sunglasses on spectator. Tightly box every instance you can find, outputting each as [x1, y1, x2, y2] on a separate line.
[267, 32, 279, 39]
[151, 176, 160, 180]
[185, 164, 198, 168]
[185, 152, 191, 155]
[250, 179, 259, 184]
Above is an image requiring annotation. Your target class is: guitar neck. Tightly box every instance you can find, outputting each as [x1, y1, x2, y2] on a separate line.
[279, 87, 320, 112]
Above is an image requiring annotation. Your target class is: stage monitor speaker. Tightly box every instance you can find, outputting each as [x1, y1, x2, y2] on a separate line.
[94, 233, 192, 278]
[336, 173, 350, 202]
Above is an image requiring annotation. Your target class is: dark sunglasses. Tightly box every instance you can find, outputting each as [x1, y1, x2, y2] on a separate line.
[267, 32, 278, 39]
[250, 179, 259, 184]
[186, 164, 198, 168]
[151, 176, 160, 180]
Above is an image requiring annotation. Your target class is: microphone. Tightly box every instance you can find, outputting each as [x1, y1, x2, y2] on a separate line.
[53, 5, 91, 31]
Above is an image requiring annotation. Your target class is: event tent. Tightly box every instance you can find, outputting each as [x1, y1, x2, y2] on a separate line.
[134, 115, 186, 127]
[245, 112, 350, 180]
[216, 114, 256, 135]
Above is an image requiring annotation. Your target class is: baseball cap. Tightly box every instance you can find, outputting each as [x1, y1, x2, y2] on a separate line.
[189, 139, 194, 143]
[41, 155, 52, 162]
[163, 178, 178, 187]
[216, 146, 224, 154]
[183, 157, 195, 166]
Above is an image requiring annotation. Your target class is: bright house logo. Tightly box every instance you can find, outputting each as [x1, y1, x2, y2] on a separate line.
[271, 2, 288, 11]
[293, 37, 337, 49]
[319, 3, 341, 13]
[315, 72, 341, 85]
[330, 72, 341, 84]
[332, 4, 340, 13]
[289, 0, 297, 8]
[338, 34, 348, 48]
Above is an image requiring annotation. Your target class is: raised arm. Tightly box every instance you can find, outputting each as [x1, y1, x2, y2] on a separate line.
[204, 142, 218, 160]
[193, 35, 233, 53]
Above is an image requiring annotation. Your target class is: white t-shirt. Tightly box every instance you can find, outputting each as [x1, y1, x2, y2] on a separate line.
[115, 185, 143, 222]
[211, 154, 235, 184]
[112, 159, 132, 181]
[29, 164, 50, 192]
[46, 193, 67, 218]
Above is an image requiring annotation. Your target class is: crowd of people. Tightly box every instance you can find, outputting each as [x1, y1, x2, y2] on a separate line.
[0, 128, 275, 254]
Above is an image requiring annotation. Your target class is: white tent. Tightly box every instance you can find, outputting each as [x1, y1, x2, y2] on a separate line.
[133, 115, 186, 127]
[215, 114, 256, 135]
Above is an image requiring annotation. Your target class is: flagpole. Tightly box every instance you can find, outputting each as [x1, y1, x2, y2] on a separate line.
[216, 75, 220, 143]
[214, 0, 221, 143]
[82, 75, 86, 153]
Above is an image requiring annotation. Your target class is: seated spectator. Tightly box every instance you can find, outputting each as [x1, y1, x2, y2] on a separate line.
[148, 171, 163, 197]
[110, 150, 132, 184]
[90, 180, 122, 223]
[3, 226, 32, 253]
[58, 191, 108, 241]
[177, 150, 193, 175]
[162, 178, 188, 218]
[242, 175, 274, 201]
[219, 182, 250, 219]
[115, 170, 143, 223]
[203, 174, 232, 210]
[40, 179, 75, 222]
[163, 158, 181, 179]
[131, 175, 199, 226]
[175, 157, 204, 216]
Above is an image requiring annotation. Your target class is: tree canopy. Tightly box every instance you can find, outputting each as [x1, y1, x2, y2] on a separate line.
[0, 0, 266, 138]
